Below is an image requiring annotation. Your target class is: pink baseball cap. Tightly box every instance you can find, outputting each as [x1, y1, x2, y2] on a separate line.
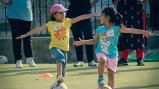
[50, 4, 68, 14]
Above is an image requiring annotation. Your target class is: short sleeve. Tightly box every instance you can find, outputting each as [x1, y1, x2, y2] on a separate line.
[115, 26, 120, 31]
[46, 21, 51, 27]
[96, 26, 102, 34]
[46, 21, 53, 32]
[65, 18, 72, 27]
[114, 25, 121, 35]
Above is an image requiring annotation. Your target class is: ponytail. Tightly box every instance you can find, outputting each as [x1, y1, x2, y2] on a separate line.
[102, 7, 124, 27]
[115, 12, 124, 27]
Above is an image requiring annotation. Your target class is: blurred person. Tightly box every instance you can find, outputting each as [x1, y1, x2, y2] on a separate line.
[66, 0, 99, 67]
[0, 0, 36, 68]
[112, 0, 148, 66]
[149, 0, 159, 31]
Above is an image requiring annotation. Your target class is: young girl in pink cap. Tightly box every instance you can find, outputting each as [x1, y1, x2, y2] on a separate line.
[73, 7, 152, 89]
[16, 4, 99, 83]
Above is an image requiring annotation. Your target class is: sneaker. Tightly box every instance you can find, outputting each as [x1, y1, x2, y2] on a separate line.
[56, 75, 64, 83]
[26, 57, 36, 67]
[98, 77, 105, 87]
[97, 85, 112, 89]
[50, 81, 67, 89]
[73, 61, 84, 67]
[117, 59, 128, 66]
[97, 77, 112, 89]
[88, 61, 97, 66]
[137, 59, 144, 66]
[16, 60, 23, 68]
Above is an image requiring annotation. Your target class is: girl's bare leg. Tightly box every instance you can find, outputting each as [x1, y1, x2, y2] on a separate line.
[98, 58, 106, 87]
[108, 68, 114, 89]
[57, 63, 62, 76]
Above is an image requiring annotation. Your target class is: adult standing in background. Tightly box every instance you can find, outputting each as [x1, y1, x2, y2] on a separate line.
[112, 0, 148, 66]
[0, 0, 36, 68]
[149, 0, 159, 31]
[66, 0, 99, 67]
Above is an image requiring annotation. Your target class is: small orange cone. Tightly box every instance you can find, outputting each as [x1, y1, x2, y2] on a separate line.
[40, 73, 53, 78]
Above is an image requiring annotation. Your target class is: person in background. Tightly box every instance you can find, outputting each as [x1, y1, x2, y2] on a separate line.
[0, 0, 36, 68]
[149, 0, 159, 31]
[66, 0, 99, 67]
[112, 0, 148, 66]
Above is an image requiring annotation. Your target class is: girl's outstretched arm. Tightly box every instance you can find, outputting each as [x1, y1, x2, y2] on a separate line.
[16, 25, 48, 39]
[71, 13, 100, 24]
[118, 27, 153, 38]
[73, 33, 99, 46]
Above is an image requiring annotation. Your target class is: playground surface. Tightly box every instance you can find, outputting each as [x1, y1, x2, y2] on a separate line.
[0, 62, 159, 89]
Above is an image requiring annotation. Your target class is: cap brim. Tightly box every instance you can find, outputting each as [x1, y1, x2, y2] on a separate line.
[57, 9, 68, 12]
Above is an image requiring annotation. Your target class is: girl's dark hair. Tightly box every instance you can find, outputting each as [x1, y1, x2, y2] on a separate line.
[50, 14, 56, 21]
[102, 7, 123, 27]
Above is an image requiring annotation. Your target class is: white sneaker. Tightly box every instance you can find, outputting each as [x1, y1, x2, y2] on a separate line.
[16, 60, 23, 68]
[57, 75, 64, 83]
[97, 84, 112, 89]
[88, 61, 97, 66]
[73, 61, 84, 67]
[26, 57, 36, 67]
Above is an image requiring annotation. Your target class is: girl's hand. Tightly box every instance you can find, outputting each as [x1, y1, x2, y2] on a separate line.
[141, 30, 153, 38]
[73, 38, 84, 46]
[96, 11, 101, 16]
[16, 35, 27, 39]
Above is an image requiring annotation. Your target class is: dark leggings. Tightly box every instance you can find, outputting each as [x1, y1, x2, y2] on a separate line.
[149, 1, 159, 30]
[71, 19, 94, 62]
[8, 18, 33, 63]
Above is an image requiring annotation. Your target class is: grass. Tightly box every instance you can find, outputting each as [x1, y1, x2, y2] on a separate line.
[0, 62, 159, 89]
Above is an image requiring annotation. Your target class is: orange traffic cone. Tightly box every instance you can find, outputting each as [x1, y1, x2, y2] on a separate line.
[40, 73, 53, 78]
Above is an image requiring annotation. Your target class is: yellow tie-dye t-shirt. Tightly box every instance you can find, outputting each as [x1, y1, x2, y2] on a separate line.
[46, 18, 72, 51]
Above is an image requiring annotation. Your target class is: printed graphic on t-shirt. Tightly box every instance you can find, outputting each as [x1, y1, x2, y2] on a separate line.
[99, 29, 115, 40]
[99, 33, 107, 38]
[107, 30, 114, 36]
[96, 26, 120, 58]
[54, 25, 67, 40]
[100, 39, 110, 54]
[54, 25, 62, 30]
